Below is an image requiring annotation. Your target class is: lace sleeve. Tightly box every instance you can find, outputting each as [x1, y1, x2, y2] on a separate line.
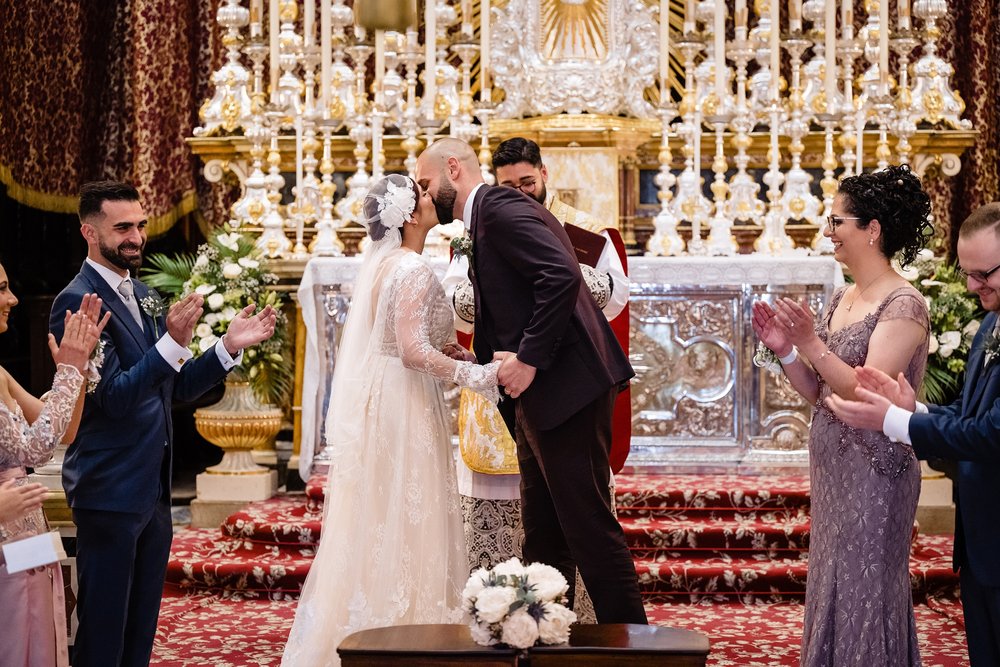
[878, 287, 930, 331]
[392, 261, 500, 402]
[0, 364, 83, 468]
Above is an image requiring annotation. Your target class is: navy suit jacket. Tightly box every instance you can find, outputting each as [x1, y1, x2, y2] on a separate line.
[469, 185, 634, 431]
[49, 262, 229, 514]
[910, 311, 1000, 586]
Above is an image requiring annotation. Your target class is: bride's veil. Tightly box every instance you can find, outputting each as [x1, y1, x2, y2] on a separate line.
[321, 174, 415, 493]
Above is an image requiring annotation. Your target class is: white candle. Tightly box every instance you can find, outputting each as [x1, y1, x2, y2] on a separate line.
[735, 0, 747, 40]
[461, 0, 473, 37]
[295, 117, 304, 200]
[250, 0, 263, 37]
[899, 0, 911, 32]
[269, 0, 279, 102]
[375, 29, 385, 106]
[660, 0, 670, 90]
[304, 0, 314, 47]
[790, 0, 802, 33]
[824, 0, 836, 111]
[841, 0, 853, 38]
[425, 0, 437, 120]
[878, 0, 889, 95]
[769, 0, 779, 101]
[481, 0, 491, 99]
[321, 0, 331, 115]
[714, 0, 725, 102]
[856, 108, 864, 172]
[684, 0, 696, 34]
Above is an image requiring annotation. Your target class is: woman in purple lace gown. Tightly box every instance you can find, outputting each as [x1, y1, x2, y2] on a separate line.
[0, 264, 108, 667]
[753, 165, 933, 666]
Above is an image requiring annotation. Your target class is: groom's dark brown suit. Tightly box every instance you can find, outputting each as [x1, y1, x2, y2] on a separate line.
[468, 184, 646, 623]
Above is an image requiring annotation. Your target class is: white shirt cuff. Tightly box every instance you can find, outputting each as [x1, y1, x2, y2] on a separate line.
[882, 404, 914, 445]
[156, 335, 194, 372]
[915, 401, 929, 414]
[214, 336, 243, 370]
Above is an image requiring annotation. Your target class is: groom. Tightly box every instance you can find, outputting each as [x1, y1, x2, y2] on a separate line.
[416, 138, 646, 624]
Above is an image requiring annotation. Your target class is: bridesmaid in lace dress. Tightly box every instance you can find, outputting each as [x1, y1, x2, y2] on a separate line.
[752, 165, 933, 666]
[0, 263, 108, 667]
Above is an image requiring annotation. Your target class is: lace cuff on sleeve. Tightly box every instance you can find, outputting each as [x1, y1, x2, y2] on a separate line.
[453, 360, 501, 404]
[1, 364, 84, 467]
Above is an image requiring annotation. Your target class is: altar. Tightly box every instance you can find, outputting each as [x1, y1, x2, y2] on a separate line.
[296, 254, 843, 475]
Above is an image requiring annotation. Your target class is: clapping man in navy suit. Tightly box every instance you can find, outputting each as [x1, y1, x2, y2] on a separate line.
[828, 203, 1000, 666]
[49, 181, 277, 667]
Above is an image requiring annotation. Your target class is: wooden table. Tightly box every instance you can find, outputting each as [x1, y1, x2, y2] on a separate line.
[338, 623, 709, 667]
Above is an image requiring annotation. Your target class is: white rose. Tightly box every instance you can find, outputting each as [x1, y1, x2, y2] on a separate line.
[222, 306, 238, 321]
[198, 335, 219, 353]
[938, 331, 961, 358]
[537, 602, 576, 645]
[462, 569, 489, 607]
[207, 293, 226, 311]
[500, 609, 539, 649]
[194, 254, 210, 269]
[963, 319, 981, 342]
[524, 562, 569, 601]
[222, 263, 243, 279]
[195, 283, 217, 295]
[491, 557, 526, 581]
[927, 335, 939, 355]
[469, 622, 498, 647]
[204, 313, 220, 326]
[238, 257, 260, 268]
[195, 323, 213, 338]
[217, 232, 242, 250]
[474, 586, 517, 624]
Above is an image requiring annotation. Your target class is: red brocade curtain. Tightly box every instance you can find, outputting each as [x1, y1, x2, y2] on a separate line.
[0, 0, 227, 237]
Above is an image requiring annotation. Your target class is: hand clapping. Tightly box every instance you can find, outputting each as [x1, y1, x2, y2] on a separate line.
[167, 293, 205, 347]
[0, 480, 48, 524]
[50, 294, 111, 373]
[223, 304, 278, 355]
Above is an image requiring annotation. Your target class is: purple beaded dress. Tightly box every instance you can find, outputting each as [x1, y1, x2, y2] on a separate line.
[801, 285, 929, 667]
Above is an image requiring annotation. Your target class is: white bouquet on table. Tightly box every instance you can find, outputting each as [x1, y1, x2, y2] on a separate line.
[463, 557, 577, 649]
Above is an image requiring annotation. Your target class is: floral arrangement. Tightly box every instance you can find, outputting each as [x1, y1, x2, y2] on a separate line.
[984, 326, 1000, 368]
[86, 339, 106, 394]
[142, 230, 291, 405]
[462, 557, 577, 650]
[895, 249, 985, 404]
[752, 341, 782, 375]
[450, 234, 473, 260]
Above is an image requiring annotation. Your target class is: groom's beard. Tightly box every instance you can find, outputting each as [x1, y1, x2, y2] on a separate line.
[434, 179, 458, 225]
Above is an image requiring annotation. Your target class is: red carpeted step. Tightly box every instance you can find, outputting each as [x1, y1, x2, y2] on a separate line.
[166, 528, 313, 597]
[634, 554, 811, 599]
[622, 511, 811, 558]
[615, 473, 812, 518]
[222, 496, 323, 546]
[305, 475, 327, 512]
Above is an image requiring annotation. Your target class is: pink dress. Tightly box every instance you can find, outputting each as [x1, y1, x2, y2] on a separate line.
[0, 364, 83, 667]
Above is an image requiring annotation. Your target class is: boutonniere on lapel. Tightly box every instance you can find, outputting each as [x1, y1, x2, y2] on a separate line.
[86, 339, 106, 394]
[983, 326, 1000, 367]
[140, 293, 168, 338]
[450, 234, 473, 261]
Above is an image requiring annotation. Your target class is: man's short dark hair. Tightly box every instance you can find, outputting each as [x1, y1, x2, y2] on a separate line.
[959, 202, 1000, 240]
[492, 137, 543, 170]
[78, 181, 140, 221]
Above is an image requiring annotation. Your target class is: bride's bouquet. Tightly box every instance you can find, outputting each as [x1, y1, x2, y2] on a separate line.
[462, 557, 577, 649]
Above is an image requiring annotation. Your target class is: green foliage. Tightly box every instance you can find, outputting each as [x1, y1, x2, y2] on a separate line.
[141, 231, 292, 406]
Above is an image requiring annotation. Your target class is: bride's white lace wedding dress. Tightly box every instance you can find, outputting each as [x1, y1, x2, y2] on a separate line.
[281, 248, 499, 667]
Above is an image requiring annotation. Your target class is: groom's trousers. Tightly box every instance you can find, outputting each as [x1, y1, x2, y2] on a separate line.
[515, 387, 647, 624]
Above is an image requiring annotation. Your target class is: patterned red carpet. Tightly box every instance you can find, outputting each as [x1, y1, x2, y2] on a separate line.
[154, 473, 969, 665]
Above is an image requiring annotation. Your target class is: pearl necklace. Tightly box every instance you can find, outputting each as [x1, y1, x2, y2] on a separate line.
[846, 267, 895, 312]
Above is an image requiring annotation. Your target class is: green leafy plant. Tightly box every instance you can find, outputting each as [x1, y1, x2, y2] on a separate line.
[142, 231, 292, 405]
[897, 250, 985, 405]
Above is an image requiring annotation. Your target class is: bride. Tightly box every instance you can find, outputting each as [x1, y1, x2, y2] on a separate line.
[281, 174, 501, 666]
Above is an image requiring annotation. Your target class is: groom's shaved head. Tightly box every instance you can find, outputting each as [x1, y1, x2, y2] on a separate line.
[422, 138, 479, 171]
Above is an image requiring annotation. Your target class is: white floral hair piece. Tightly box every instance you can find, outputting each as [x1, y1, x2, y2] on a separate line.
[365, 175, 417, 231]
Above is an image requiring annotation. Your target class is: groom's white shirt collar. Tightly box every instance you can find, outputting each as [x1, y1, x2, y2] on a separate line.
[462, 183, 486, 232]
[86, 257, 130, 294]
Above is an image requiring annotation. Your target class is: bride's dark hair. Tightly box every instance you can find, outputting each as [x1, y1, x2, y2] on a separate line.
[362, 174, 420, 242]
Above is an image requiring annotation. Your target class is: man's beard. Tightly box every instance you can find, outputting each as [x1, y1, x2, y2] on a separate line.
[434, 177, 458, 225]
[100, 240, 143, 271]
[530, 183, 546, 205]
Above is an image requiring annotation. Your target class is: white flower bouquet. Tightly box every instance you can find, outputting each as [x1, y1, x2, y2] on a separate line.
[463, 557, 577, 650]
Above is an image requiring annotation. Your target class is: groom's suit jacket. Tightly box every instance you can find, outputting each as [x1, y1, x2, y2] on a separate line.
[909, 310, 1000, 586]
[468, 185, 634, 431]
[50, 262, 229, 514]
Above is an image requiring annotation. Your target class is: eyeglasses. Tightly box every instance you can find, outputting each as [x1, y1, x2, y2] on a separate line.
[510, 179, 538, 194]
[958, 260, 1000, 284]
[825, 215, 863, 233]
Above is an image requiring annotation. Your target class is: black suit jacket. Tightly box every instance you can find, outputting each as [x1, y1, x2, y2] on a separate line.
[469, 185, 634, 431]
[910, 311, 1000, 586]
[49, 262, 230, 514]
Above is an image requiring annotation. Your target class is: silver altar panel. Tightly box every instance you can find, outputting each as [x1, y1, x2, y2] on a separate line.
[298, 255, 842, 474]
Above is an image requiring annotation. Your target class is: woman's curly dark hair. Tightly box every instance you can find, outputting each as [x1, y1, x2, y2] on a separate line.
[837, 164, 933, 268]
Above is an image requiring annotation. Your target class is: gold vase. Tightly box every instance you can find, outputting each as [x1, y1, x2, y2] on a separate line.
[194, 379, 283, 475]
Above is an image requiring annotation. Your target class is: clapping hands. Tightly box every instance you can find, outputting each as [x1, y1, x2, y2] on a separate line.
[825, 366, 917, 431]
[51, 294, 111, 373]
[0, 480, 48, 524]
[751, 298, 818, 355]
[223, 304, 278, 355]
